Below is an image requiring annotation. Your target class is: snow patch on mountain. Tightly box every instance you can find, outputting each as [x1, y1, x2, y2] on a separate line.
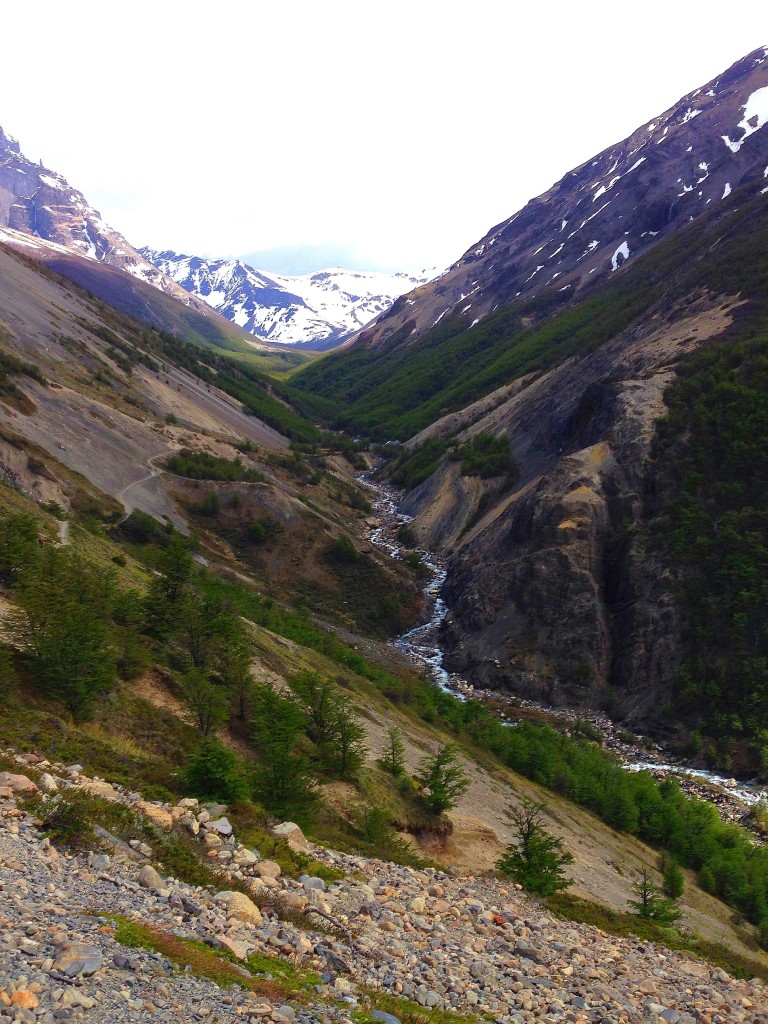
[140, 249, 433, 349]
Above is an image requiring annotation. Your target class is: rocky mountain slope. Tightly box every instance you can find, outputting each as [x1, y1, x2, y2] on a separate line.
[291, 46, 768, 766]
[0, 127, 201, 306]
[0, 128, 286, 357]
[346, 46, 768, 352]
[1, 753, 766, 1024]
[141, 250, 430, 349]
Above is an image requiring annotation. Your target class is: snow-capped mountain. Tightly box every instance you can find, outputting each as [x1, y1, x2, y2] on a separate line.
[353, 46, 768, 350]
[0, 126, 213, 313]
[139, 249, 432, 349]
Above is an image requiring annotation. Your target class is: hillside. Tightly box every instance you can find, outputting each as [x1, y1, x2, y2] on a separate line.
[329, 46, 768, 354]
[289, 50, 768, 770]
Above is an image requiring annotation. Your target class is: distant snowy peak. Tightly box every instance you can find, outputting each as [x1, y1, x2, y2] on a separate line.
[139, 249, 432, 349]
[357, 45, 768, 350]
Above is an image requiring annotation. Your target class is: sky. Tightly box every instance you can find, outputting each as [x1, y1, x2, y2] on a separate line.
[1, 1, 766, 274]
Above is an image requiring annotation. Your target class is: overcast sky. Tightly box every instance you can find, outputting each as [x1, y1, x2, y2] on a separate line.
[1, 1, 766, 274]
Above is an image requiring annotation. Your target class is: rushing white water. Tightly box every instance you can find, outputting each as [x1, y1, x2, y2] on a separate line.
[358, 472, 459, 696]
[358, 471, 768, 810]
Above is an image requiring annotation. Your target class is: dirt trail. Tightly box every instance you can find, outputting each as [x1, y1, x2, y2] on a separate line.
[116, 447, 181, 528]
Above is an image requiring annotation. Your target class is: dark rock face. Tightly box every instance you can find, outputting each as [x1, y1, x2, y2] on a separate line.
[356, 47, 768, 351]
[408, 291, 739, 724]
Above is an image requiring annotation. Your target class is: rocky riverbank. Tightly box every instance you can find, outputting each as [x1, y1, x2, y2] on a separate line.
[0, 752, 767, 1024]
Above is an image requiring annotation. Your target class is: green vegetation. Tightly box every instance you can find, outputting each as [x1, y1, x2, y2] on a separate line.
[389, 439, 450, 490]
[106, 915, 319, 1000]
[0, 347, 46, 406]
[290, 179, 768, 443]
[415, 744, 470, 814]
[165, 449, 265, 482]
[453, 433, 516, 480]
[496, 799, 574, 896]
[650, 277, 768, 763]
[628, 865, 682, 925]
[547, 891, 768, 982]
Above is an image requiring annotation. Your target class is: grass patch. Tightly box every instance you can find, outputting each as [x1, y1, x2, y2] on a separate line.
[356, 990, 479, 1024]
[105, 915, 317, 999]
[546, 891, 768, 982]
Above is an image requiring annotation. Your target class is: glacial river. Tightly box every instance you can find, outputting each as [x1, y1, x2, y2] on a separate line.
[359, 472, 768, 816]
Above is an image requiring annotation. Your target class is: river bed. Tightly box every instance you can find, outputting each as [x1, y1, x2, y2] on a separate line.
[358, 471, 768, 830]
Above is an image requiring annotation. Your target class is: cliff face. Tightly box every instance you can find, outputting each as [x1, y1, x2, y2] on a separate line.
[403, 291, 739, 724]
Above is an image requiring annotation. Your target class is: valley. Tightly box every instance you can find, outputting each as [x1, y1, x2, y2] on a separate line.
[2, 39, 768, 1024]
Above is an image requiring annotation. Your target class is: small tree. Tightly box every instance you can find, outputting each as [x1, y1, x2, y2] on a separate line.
[379, 726, 406, 778]
[180, 668, 228, 736]
[185, 736, 249, 802]
[629, 865, 682, 924]
[662, 855, 685, 900]
[251, 684, 317, 823]
[417, 744, 470, 815]
[496, 799, 574, 896]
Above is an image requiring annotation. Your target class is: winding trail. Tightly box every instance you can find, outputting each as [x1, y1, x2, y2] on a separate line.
[115, 447, 179, 527]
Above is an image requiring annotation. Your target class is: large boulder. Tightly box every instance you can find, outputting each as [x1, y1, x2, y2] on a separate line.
[272, 821, 312, 852]
[213, 890, 263, 925]
[0, 772, 38, 793]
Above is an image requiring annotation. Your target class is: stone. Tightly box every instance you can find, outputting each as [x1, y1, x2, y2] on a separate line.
[218, 935, 250, 959]
[234, 847, 258, 866]
[0, 772, 38, 793]
[138, 864, 166, 891]
[300, 875, 326, 892]
[136, 801, 174, 828]
[408, 896, 426, 913]
[371, 1012, 403, 1024]
[178, 797, 199, 808]
[213, 890, 263, 924]
[272, 821, 312, 852]
[53, 941, 102, 978]
[79, 779, 118, 800]
[208, 816, 233, 836]
[38, 773, 58, 793]
[254, 860, 282, 879]
[10, 991, 38, 1010]
[279, 892, 308, 913]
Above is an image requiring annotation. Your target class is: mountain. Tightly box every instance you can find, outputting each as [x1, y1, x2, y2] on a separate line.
[0, 126, 195, 302]
[291, 47, 768, 769]
[0, 127, 304, 360]
[343, 46, 768, 353]
[139, 249, 431, 349]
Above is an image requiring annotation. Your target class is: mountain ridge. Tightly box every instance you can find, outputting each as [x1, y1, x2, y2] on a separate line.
[140, 248, 432, 349]
[343, 45, 768, 353]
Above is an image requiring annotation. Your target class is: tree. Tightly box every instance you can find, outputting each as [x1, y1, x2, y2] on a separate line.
[180, 668, 228, 736]
[10, 548, 118, 720]
[289, 671, 367, 779]
[628, 865, 682, 924]
[251, 684, 317, 822]
[379, 726, 406, 778]
[416, 744, 470, 815]
[185, 736, 249, 802]
[496, 799, 574, 896]
[662, 855, 685, 900]
[330, 697, 367, 780]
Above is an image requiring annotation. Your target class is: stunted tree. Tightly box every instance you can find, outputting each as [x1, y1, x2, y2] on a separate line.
[417, 744, 470, 815]
[251, 684, 317, 822]
[496, 799, 574, 896]
[629, 865, 682, 924]
[379, 726, 406, 778]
